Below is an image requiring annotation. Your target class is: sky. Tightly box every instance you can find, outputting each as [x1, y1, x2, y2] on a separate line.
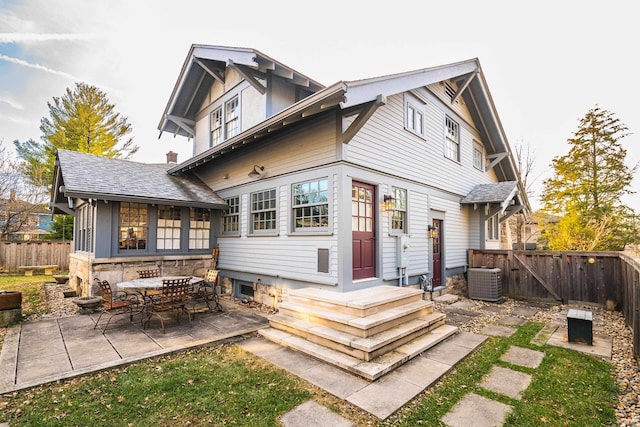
[0, 0, 638, 212]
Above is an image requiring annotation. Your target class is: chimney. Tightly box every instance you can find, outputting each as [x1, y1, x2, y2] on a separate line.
[166, 151, 178, 164]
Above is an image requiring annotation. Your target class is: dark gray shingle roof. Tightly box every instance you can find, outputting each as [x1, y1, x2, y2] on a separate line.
[460, 181, 519, 204]
[55, 149, 226, 209]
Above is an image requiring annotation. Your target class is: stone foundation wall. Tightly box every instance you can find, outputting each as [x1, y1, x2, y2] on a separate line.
[69, 253, 213, 297]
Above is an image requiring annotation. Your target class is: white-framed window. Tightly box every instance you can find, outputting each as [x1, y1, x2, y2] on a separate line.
[189, 208, 210, 249]
[225, 96, 239, 139]
[210, 107, 222, 147]
[157, 206, 181, 250]
[222, 196, 240, 234]
[293, 178, 329, 230]
[390, 187, 407, 233]
[119, 202, 147, 250]
[487, 213, 500, 241]
[445, 115, 460, 161]
[404, 94, 425, 138]
[251, 189, 277, 232]
[473, 141, 484, 170]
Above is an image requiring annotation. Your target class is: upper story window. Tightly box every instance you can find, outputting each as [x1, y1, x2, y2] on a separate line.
[222, 196, 240, 234]
[404, 94, 425, 138]
[293, 178, 329, 231]
[473, 141, 484, 170]
[157, 206, 181, 250]
[225, 96, 240, 139]
[119, 202, 147, 250]
[210, 107, 222, 147]
[251, 189, 277, 233]
[487, 213, 500, 241]
[390, 187, 407, 233]
[444, 115, 460, 161]
[189, 208, 210, 249]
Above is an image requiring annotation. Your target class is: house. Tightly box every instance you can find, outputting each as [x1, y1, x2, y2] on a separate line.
[0, 192, 52, 241]
[51, 44, 530, 302]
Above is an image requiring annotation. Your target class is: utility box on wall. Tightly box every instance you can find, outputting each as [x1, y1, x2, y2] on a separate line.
[397, 235, 410, 268]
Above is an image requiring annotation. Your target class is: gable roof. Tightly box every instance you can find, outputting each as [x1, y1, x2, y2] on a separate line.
[159, 44, 325, 138]
[460, 181, 524, 217]
[51, 150, 227, 214]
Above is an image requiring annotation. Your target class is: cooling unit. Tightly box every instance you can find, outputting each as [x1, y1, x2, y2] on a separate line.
[467, 267, 503, 302]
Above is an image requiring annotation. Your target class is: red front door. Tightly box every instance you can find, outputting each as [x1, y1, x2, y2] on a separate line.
[352, 182, 376, 280]
[432, 219, 442, 287]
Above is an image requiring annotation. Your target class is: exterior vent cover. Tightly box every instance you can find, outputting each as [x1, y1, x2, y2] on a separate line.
[468, 267, 502, 302]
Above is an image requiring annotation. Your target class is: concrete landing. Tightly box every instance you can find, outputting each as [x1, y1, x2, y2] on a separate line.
[240, 331, 487, 420]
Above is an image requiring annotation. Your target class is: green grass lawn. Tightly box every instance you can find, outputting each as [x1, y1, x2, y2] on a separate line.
[0, 275, 51, 318]
[0, 276, 620, 426]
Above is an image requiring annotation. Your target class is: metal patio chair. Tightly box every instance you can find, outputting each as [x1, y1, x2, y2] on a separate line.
[93, 278, 140, 333]
[142, 277, 192, 333]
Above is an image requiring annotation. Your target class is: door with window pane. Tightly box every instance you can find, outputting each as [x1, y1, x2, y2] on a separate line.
[352, 182, 376, 280]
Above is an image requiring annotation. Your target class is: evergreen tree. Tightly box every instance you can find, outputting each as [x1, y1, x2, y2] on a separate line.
[540, 106, 638, 250]
[14, 82, 139, 189]
[42, 214, 74, 241]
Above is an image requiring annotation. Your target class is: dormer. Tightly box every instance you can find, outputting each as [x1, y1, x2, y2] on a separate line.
[158, 45, 325, 157]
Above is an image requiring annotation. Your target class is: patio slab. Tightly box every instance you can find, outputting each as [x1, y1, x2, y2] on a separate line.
[441, 392, 513, 427]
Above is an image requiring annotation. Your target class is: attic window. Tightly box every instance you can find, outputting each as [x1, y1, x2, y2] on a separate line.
[404, 93, 425, 139]
[444, 82, 456, 101]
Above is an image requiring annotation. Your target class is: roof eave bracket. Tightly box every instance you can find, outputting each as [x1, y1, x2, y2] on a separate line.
[485, 152, 508, 172]
[193, 57, 225, 84]
[342, 94, 386, 144]
[166, 114, 195, 138]
[228, 60, 266, 95]
[451, 70, 478, 104]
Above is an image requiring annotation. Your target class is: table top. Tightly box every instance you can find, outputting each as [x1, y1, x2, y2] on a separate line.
[117, 276, 204, 291]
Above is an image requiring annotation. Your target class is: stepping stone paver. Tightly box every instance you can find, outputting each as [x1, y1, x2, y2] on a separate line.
[480, 305, 504, 313]
[433, 294, 459, 304]
[497, 315, 526, 326]
[531, 324, 558, 346]
[479, 365, 532, 400]
[441, 392, 513, 427]
[479, 324, 515, 337]
[280, 400, 354, 427]
[501, 345, 545, 368]
[510, 306, 539, 317]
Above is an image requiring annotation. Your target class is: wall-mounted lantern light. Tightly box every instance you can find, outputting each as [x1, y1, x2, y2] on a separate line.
[428, 225, 439, 239]
[383, 194, 396, 211]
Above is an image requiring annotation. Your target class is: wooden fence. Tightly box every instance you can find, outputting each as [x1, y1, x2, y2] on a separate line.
[0, 241, 71, 274]
[468, 249, 640, 357]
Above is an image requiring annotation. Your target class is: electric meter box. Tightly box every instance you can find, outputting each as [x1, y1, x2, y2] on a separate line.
[397, 235, 410, 268]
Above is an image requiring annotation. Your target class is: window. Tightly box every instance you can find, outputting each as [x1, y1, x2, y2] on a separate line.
[293, 178, 329, 230]
[119, 202, 147, 250]
[75, 204, 92, 252]
[404, 97, 425, 137]
[390, 187, 407, 233]
[473, 141, 484, 170]
[189, 208, 210, 249]
[487, 214, 500, 241]
[222, 196, 240, 234]
[225, 96, 239, 139]
[251, 189, 277, 232]
[210, 107, 222, 146]
[445, 115, 460, 161]
[157, 206, 181, 250]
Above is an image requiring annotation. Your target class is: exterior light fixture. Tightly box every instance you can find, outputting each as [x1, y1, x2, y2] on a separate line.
[428, 225, 439, 239]
[248, 165, 265, 178]
[383, 194, 395, 211]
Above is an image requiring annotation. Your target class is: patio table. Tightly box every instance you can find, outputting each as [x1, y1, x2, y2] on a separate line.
[116, 276, 204, 295]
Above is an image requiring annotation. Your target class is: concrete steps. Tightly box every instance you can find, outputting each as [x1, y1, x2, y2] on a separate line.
[259, 285, 458, 380]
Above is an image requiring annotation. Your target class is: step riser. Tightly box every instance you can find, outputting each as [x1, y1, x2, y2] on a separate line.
[269, 316, 446, 361]
[278, 305, 434, 338]
[287, 293, 424, 317]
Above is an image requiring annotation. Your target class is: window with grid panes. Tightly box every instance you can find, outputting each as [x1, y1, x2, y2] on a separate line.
[445, 116, 460, 161]
[225, 96, 239, 139]
[210, 107, 222, 146]
[119, 202, 147, 250]
[293, 178, 329, 230]
[189, 208, 210, 249]
[251, 189, 277, 232]
[390, 187, 407, 233]
[222, 196, 240, 234]
[473, 141, 484, 170]
[157, 206, 181, 250]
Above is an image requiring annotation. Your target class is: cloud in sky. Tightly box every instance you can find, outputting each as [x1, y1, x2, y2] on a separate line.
[0, 33, 104, 43]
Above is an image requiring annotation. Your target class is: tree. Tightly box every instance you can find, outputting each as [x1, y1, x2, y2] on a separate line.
[540, 106, 638, 250]
[513, 140, 537, 249]
[14, 82, 139, 190]
[0, 139, 49, 240]
[42, 214, 73, 241]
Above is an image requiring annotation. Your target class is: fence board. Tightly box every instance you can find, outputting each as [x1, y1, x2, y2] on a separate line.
[0, 241, 71, 273]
